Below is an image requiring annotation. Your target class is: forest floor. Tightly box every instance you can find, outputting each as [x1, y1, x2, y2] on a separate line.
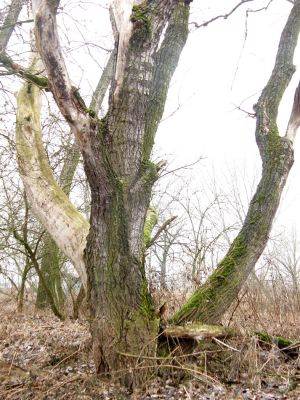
[1, 294, 300, 400]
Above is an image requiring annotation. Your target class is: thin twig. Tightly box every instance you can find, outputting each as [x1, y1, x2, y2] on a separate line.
[159, 156, 203, 179]
[212, 337, 241, 352]
[51, 348, 81, 371]
[190, 0, 255, 29]
[43, 376, 83, 395]
[147, 216, 177, 248]
[8, 351, 17, 376]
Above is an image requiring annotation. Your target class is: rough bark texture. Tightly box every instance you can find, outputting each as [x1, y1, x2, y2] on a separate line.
[172, 0, 300, 325]
[30, 0, 189, 387]
[36, 237, 64, 310]
[84, 2, 189, 386]
[36, 52, 113, 310]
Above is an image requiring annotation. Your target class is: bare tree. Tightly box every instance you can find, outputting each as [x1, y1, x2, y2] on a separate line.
[1, 0, 300, 389]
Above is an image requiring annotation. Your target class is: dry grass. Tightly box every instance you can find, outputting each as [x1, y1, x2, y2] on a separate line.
[1, 281, 300, 399]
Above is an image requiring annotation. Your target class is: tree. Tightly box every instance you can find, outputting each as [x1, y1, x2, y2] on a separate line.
[36, 53, 114, 312]
[172, 1, 300, 325]
[2, 0, 300, 389]
[14, 0, 190, 386]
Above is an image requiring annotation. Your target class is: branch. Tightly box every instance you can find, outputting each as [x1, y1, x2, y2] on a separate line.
[13, 228, 65, 320]
[0, 0, 47, 88]
[34, 0, 90, 151]
[59, 51, 115, 195]
[143, 1, 190, 160]
[0, 18, 33, 31]
[90, 51, 114, 113]
[163, 323, 236, 341]
[189, 0, 255, 29]
[0, 0, 24, 51]
[0, 52, 49, 88]
[147, 216, 177, 249]
[286, 80, 300, 141]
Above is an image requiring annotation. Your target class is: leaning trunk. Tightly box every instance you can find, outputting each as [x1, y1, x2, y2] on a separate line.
[36, 140, 80, 310]
[173, 0, 300, 325]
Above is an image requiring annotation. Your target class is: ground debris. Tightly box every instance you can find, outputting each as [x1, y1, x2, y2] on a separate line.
[1, 298, 300, 399]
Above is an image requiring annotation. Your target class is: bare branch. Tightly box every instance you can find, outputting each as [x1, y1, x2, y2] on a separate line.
[34, 0, 90, 152]
[0, 0, 24, 51]
[90, 51, 114, 114]
[189, 0, 255, 29]
[0, 52, 48, 88]
[147, 216, 177, 249]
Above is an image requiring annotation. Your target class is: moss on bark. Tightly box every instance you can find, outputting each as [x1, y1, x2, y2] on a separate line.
[171, 0, 300, 326]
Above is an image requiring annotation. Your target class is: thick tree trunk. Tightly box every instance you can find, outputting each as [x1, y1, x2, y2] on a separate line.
[172, 0, 300, 325]
[85, 184, 159, 386]
[28, 0, 189, 386]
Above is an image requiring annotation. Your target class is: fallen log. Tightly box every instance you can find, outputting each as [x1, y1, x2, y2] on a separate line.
[163, 323, 237, 341]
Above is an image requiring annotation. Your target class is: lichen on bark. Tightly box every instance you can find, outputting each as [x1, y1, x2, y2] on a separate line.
[16, 62, 89, 288]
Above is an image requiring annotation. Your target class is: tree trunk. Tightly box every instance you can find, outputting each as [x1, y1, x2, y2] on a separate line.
[0, 0, 23, 52]
[36, 237, 64, 309]
[85, 185, 159, 386]
[36, 54, 113, 310]
[72, 284, 85, 319]
[19, 0, 190, 386]
[35, 139, 80, 310]
[17, 257, 31, 312]
[172, 0, 300, 325]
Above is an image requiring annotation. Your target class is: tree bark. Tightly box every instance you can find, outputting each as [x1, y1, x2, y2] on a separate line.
[21, 0, 190, 387]
[36, 237, 64, 309]
[172, 0, 300, 325]
[17, 256, 31, 312]
[16, 72, 89, 288]
[36, 52, 114, 310]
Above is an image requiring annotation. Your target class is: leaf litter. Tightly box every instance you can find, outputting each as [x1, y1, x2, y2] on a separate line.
[1, 296, 300, 399]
